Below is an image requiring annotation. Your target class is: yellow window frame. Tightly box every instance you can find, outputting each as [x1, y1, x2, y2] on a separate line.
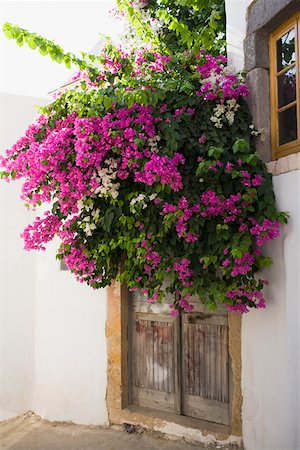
[270, 11, 300, 159]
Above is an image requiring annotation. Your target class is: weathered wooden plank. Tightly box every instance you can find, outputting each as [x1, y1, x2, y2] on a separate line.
[216, 325, 222, 402]
[182, 314, 227, 326]
[174, 314, 181, 414]
[168, 323, 175, 394]
[131, 387, 176, 412]
[221, 325, 229, 403]
[186, 297, 228, 315]
[183, 394, 229, 425]
[146, 319, 152, 389]
[153, 321, 158, 390]
[199, 323, 205, 398]
[194, 324, 200, 397]
[182, 316, 230, 425]
[205, 325, 211, 399]
[135, 312, 175, 323]
[161, 324, 166, 392]
[211, 325, 217, 400]
[185, 323, 190, 394]
[131, 318, 176, 393]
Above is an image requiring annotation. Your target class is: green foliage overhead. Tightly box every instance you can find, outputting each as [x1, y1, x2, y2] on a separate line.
[0, 7, 287, 315]
[117, 0, 226, 53]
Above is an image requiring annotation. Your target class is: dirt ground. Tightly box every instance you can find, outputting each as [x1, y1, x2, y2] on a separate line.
[0, 413, 240, 450]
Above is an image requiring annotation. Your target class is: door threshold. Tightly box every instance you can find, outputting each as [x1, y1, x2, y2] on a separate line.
[126, 404, 232, 438]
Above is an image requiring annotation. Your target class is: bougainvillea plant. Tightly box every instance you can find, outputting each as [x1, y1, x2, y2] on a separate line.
[116, 0, 226, 54]
[0, 22, 287, 316]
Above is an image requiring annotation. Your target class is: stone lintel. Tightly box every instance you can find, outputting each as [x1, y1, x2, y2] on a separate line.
[246, 0, 299, 36]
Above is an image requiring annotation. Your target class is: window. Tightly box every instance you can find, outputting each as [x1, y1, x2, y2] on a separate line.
[270, 12, 300, 159]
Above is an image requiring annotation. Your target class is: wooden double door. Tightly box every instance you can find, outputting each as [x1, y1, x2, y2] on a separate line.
[129, 291, 230, 425]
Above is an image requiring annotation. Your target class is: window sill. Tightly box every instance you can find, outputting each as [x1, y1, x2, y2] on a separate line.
[267, 152, 300, 175]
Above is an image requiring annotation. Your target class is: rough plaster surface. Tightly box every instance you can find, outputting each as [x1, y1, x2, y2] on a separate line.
[225, 0, 250, 71]
[0, 93, 40, 421]
[242, 163, 300, 450]
[33, 238, 108, 425]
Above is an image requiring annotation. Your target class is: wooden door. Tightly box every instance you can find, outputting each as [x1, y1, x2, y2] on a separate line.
[181, 300, 230, 425]
[129, 290, 181, 413]
[129, 292, 230, 425]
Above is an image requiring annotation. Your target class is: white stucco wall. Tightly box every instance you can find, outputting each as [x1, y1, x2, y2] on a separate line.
[0, 93, 38, 420]
[226, 1, 300, 449]
[242, 172, 300, 450]
[0, 93, 108, 425]
[33, 239, 108, 425]
[225, 0, 250, 71]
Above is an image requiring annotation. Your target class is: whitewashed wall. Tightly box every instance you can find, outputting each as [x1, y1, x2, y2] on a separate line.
[226, 2, 300, 450]
[225, 0, 249, 72]
[242, 173, 300, 450]
[33, 239, 108, 425]
[0, 93, 108, 425]
[0, 93, 37, 420]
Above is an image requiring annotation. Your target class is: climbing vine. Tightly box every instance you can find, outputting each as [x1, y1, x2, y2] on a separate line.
[0, 18, 287, 315]
[116, 0, 226, 54]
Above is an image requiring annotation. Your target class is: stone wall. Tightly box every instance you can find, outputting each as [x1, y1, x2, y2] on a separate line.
[244, 0, 300, 161]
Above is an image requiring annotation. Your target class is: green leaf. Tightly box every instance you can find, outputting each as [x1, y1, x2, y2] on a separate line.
[26, 36, 36, 49]
[16, 35, 24, 46]
[51, 202, 60, 214]
[39, 45, 48, 56]
[203, 256, 210, 266]
[103, 209, 114, 231]
[208, 146, 224, 159]
[64, 56, 71, 69]
[3, 23, 13, 39]
[231, 248, 243, 259]
[196, 160, 209, 176]
[103, 95, 113, 110]
[233, 138, 250, 154]
[0, 171, 9, 179]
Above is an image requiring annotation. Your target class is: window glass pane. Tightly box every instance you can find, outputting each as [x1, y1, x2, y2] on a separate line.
[276, 28, 296, 72]
[277, 66, 296, 108]
[278, 106, 297, 145]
